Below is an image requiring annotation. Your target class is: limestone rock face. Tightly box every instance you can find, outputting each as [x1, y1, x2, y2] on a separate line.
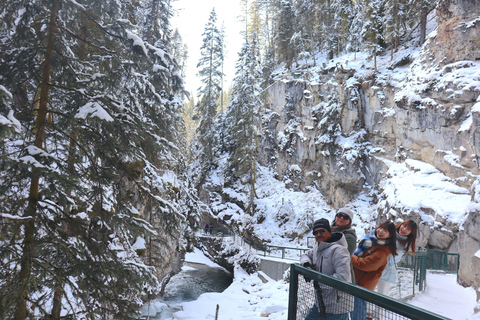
[122, 175, 186, 296]
[142, 206, 184, 295]
[435, 0, 480, 64]
[258, 1, 480, 288]
[457, 211, 480, 287]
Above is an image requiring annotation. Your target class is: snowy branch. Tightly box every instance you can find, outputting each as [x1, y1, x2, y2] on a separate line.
[0, 213, 33, 221]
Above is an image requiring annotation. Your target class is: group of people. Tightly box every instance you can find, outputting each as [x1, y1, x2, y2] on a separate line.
[300, 208, 418, 320]
[204, 224, 214, 234]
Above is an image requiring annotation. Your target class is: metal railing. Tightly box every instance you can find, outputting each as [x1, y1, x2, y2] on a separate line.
[288, 264, 451, 320]
[398, 248, 459, 293]
[199, 227, 309, 260]
[238, 237, 310, 260]
[400, 248, 459, 275]
[200, 227, 235, 237]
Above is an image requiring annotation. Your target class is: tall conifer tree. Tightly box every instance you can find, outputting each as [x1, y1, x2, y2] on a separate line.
[223, 35, 262, 215]
[193, 8, 224, 185]
[274, 0, 296, 68]
[361, 0, 384, 72]
[0, 0, 190, 318]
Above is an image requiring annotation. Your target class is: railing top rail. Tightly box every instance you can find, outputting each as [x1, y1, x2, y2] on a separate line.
[224, 228, 309, 256]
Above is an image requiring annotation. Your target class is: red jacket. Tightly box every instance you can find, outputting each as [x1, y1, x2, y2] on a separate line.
[352, 245, 392, 290]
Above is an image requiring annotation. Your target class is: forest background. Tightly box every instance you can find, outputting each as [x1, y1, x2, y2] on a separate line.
[1, 0, 478, 319]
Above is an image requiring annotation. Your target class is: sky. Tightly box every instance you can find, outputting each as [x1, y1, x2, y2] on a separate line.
[171, 0, 245, 97]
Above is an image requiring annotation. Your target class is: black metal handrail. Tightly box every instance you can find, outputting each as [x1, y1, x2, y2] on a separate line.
[288, 264, 451, 320]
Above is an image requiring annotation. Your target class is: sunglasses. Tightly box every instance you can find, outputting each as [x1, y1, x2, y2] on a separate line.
[313, 229, 327, 236]
[336, 213, 350, 220]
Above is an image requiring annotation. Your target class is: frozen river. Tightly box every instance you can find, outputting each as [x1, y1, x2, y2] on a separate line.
[140, 261, 233, 319]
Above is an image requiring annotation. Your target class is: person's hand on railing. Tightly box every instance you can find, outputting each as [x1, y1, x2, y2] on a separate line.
[302, 262, 313, 282]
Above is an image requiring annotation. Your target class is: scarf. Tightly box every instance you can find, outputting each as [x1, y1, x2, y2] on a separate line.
[331, 223, 351, 233]
[353, 232, 390, 256]
[396, 232, 408, 253]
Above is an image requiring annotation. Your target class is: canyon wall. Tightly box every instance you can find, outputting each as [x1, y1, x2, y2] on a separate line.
[258, 0, 480, 288]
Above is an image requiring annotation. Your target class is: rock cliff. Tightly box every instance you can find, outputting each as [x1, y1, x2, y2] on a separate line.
[258, 0, 480, 288]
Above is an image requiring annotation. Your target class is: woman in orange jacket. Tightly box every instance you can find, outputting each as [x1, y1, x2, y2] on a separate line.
[350, 221, 397, 320]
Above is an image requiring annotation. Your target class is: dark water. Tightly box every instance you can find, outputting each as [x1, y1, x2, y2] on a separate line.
[149, 262, 233, 319]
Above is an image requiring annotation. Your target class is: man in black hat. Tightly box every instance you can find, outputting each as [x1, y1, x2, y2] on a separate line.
[300, 218, 353, 320]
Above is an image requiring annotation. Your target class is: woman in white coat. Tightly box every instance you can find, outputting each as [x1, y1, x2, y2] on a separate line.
[376, 219, 418, 296]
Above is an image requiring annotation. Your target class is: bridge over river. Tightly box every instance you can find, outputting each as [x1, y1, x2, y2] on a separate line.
[197, 227, 309, 281]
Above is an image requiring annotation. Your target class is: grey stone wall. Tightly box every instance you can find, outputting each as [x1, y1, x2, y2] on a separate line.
[257, 1, 480, 289]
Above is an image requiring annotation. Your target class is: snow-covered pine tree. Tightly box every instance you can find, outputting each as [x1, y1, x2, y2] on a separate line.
[361, 0, 385, 72]
[171, 29, 189, 79]
[295, 0, 320, 65]
[125, 0, 202, 300]
[320, 0, 337, 59]
[0, 0, 191, 318]
[332, 0, 353, 55]
[384, 0, 406, 59]
[193, 8, 224, 186]
[223, 35, 262, 215]
[183, 95, 198, 163]
[240, 0, 276, 85]
[408, 0, 436, 45]
[348, 0, 364, 58]
[273, 0, 297, 68]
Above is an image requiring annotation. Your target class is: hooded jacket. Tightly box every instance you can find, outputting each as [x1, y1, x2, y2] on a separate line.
[300, 232, 353, 314]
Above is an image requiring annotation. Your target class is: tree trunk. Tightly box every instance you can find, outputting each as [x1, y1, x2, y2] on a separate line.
[419, 5, 427, 46]
[14, 0, 58, 319]
[146, 0, 158, 43]
[51, 282, 62, 320]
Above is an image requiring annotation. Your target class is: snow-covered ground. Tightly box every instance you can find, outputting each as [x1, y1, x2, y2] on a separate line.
[143, 249, 479, 320]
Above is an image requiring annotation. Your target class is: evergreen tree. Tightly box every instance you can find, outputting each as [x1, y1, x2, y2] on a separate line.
[295, 0, 320, 65]
[274, 0, 297, 68]
[384, 0, 406, 59]
[348, 0, 364, 58]
[0, 0, 189, 318]
[409, 0, 436, 45]
[361, 0, 385, 72]
[223, 35, 262, 215]
[171, 29, 189, 79]
[321, 0, 336, 59]
[183, 95, 198, 163]
[332, 0, 353, 55]
[193, 8, 224, 185]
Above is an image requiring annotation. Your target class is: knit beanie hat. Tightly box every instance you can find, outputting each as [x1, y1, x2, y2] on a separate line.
[337, 207, 354, 221]
[313, 218, 331, 234]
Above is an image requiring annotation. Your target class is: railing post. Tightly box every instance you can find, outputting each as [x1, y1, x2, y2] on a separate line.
[456, 254, 460, 279]
[287, 264, 298, 320]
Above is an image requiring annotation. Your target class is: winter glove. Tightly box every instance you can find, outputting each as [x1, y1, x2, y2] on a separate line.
[302, 262, 312, 282]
